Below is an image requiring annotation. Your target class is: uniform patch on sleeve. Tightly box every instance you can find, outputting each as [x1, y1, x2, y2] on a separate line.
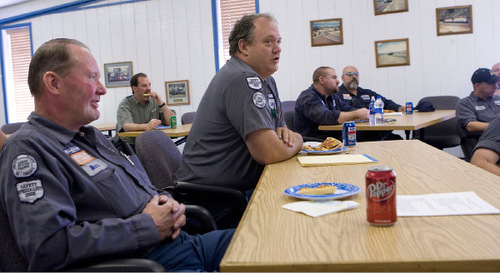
[342, 94, 352, 100]
[246, 77, 262, 90]
[16, 180, 44, 203]
[12, 155, 38, 178]
[253, 91, 266, 108]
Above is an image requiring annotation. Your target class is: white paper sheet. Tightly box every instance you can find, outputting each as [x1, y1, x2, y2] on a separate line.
[397, 191, 500, 217]
[282, 200, 359, 217]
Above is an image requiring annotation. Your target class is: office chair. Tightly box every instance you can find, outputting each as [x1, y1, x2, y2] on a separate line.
[457, 122, 481, 162]
[135, 130, 219, 233]
[281, 100, 296, 113]
[1, 122, 25, 134]
[413, 96, 461, 150]
[0, 205, 165, 272]
[181, 111, 196, 125]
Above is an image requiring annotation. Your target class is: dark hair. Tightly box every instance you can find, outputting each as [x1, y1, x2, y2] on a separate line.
[228, 13, 277, 56]
[130, 72, 148, 92]
[313, 66, 334, 83]
[28, 38, 89, 98]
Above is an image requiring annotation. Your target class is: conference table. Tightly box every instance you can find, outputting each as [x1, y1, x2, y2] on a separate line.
[220, 140, 500, 272]
[117, 124, 192, 145]
[318, 110, 455, 139]
[93, 123, 116, 136]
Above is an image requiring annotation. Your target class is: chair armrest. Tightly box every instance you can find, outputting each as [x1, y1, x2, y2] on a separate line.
[174, 181, 247, 213]
[66, 258, 165, 272]
[185, 204, 218, 232]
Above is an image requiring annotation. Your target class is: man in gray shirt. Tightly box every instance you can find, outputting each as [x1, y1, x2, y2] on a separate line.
[456, 68, 500, 135]
[174, 13, 303, 229]
[115, 73, 175, 149]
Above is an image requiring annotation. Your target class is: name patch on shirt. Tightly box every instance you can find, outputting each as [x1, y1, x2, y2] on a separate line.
[12, 154, 38, 178]
[342, 94, 352, 100]
[82, 159, 108, 177]
[361, 95, 370, 101]
[495, 100, 500, 106]
[246, 77, 262, 90]
[475, 105, 486, 111]
[71, 151, 95, 166]
[16, 180, 44, 203]
[253, 91, 266, 108]
[63, 145, 82, 155]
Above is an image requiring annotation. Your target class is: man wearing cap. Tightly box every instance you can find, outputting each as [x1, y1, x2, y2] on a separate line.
[456, 68, 500, 134]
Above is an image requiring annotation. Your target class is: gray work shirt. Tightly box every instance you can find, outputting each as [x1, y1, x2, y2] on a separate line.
[473, 115, 500, 165]
[116, 95, 165, 145]
[456, 92, 500, 130]
[174, 57, 284, 191]
[0, 113, 163, 271]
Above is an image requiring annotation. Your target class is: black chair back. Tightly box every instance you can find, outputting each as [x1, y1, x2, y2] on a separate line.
[1, 122, 25, 134]
[181, 112, 196, 125]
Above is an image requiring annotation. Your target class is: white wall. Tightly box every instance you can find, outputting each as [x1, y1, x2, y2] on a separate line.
[0, 0, 499, 127]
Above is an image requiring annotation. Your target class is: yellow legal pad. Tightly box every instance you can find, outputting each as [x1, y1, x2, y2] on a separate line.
[297, 154, 377, 167]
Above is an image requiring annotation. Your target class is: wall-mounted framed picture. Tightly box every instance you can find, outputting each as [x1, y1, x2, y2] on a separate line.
[374, 0, 408, 16]
[310, 18, 343, 47]
[103, 61, 133, 88]
[374, 38, 410, 68]
[165, 80, 190, 106]
[436, 5, 473, 36]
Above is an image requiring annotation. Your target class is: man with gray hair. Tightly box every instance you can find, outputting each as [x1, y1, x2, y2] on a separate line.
[175, 13, 303, 229]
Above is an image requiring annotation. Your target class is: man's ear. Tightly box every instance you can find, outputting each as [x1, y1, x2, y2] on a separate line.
[42, 71, 61, 96]
[238, 39, 248, 56]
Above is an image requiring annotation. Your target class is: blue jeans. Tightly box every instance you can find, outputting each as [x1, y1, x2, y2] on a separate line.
[147, 229, 235, 272]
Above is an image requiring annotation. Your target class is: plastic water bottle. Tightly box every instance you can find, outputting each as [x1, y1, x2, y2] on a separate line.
[374, 96, 384, 125]
[369, 96, 376, 125]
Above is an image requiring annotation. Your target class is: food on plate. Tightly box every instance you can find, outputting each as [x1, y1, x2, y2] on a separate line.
[298, 185, 337, 195]
[302, 137, 343, 151]
[383, 109, 395, 113]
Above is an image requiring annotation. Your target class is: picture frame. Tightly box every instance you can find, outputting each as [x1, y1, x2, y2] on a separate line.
[310, 18, 343, 47]
[374, 38, 410, 68]
[436, 5, 473, 36]
[165, 80, 190, 106]
[374, 0, 409, 16]
[103, 61, 133, 88]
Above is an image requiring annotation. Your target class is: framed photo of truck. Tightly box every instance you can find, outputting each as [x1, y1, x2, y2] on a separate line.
[103, 61, 132, 88]
[436, 5, 473, 36]
[165, 80, 190, 106]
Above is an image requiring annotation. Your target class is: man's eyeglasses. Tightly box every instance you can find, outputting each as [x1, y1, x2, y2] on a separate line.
[343, 72, 359, 77]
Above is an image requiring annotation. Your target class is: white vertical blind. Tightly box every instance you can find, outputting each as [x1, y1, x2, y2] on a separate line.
[4, 26, 33, 123]
[219, 0, 256, 63]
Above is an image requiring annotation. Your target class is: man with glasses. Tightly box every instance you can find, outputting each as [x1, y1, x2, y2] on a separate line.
[338, 65, 405, 140]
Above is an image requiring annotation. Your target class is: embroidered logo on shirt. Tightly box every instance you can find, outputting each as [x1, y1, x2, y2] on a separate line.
[246, 77, 262, 90]
[16, 180, 44, 203]
[253, 91, 266, 108]
[475, 105, 486, 111]
[71, 151, 95, 166]
[342, 94, 352, 100]
[12, 155, 38, 178]
[82, 159, 108, 176]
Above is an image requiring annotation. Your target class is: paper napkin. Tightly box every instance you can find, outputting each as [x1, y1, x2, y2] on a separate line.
[297, 154, 377, 167]
[282, 200, 359, 217]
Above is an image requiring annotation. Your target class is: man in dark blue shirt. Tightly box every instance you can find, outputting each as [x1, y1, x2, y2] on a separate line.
[294, 66, 369, 140]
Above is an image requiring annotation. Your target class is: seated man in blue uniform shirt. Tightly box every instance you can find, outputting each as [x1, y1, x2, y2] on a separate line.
[338, 65, 404, 140]
[0, 38, 233, 272]
[294, 66, 369, 140]
[471, 116, 500, 176]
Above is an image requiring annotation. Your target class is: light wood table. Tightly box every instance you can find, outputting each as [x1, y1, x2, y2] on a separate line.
[220, 140, 500, 272]
[92, 123, 117, 136]
[117, 124, 192, 145]
[318, 110, 456, 139]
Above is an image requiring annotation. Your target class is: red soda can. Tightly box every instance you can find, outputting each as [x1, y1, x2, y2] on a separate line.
[366, 166, 397, 226]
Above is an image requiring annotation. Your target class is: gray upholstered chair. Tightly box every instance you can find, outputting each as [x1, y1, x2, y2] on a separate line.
[181, 111, 196, 125]
[413, 96, 461, 150]
[1, 122, 25, 134]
